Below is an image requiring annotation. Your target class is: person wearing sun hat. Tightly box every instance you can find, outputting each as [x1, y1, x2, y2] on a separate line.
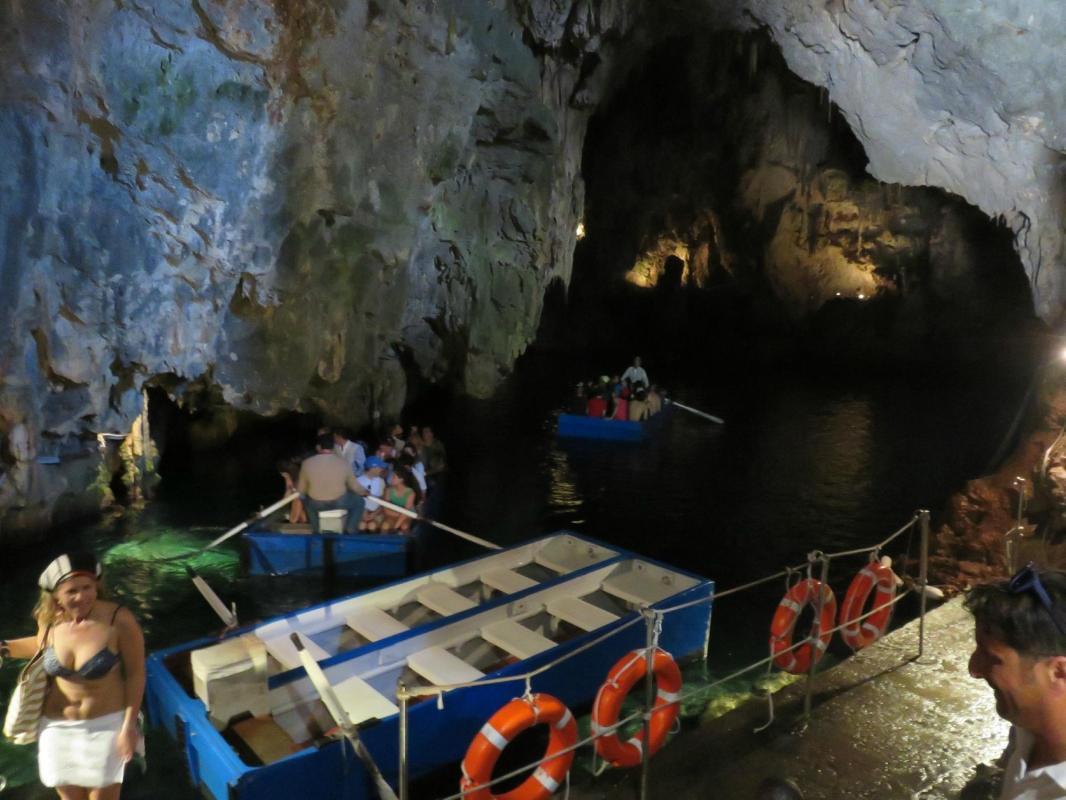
[1, 551, 145, 797]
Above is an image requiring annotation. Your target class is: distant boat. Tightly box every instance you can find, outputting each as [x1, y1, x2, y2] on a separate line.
[556, 401, 674, 442]
[145, 532, 713, 800]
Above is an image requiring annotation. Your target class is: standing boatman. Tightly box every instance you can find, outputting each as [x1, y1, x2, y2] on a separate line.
[621, 356, 649, 390]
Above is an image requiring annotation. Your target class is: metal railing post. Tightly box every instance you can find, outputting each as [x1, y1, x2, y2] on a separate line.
[803, 553, 830, 721]
[398, 681, 410, 800]
[918, 509, 930, 659]
[639, 606, 657, 800]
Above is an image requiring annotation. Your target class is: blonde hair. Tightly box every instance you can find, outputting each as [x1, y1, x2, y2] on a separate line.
[33, 578, 110, 631]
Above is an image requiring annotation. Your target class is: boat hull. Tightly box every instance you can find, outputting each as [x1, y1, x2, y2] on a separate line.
[557, 404, 672, 441]
[242, 531, 409, 578]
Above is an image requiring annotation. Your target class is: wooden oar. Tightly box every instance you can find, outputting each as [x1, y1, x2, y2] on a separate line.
[202, 492, 299, 550]
[290, 634, 399, 800]
[373, 496, 501, 551]
[157, 493, 299, 563]
[185, 566, 238, 629]
[669, 400, 725, 425]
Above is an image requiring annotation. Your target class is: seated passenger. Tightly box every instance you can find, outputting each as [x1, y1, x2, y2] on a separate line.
[611, 388, 629, 421]
[278, 460, 308, 524]
[357, 456, 388, 531]
[398, 449, 428, 499]
[628, 389, 649, 421]
[419, 426, 448, 484]
[380, 467, 420, 533]
[333, 429, 366, 476]
[646, 384, 663, 415]
[586, 390, 608, 418]
[406, 425, 424, 452]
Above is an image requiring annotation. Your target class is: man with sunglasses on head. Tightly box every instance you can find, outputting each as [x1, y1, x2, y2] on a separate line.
[967, 562, 1066, 799]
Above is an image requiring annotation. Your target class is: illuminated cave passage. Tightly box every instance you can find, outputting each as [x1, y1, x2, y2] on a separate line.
[558, 31, 1039, 367]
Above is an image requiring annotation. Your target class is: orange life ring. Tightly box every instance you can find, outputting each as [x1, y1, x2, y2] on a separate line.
[838, 562, 896, 651]
[591, 648, 682, 768]
[460, 693, 577, 800]
[769, 578, 837, 674]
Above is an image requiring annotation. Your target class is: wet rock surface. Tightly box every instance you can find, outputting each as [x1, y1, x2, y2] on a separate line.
[570, 599, 1006, 800]
[3, 0, 1066, 539]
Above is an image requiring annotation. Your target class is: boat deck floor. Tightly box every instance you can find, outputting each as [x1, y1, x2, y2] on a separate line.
[570, 598, 1007, 800]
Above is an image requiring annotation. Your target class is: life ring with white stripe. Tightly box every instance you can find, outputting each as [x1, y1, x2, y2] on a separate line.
[460, 693, 577, 800]
[591, 648, 682, 768]
[838, 561, 896, 651]
[769, 578, 837, 674]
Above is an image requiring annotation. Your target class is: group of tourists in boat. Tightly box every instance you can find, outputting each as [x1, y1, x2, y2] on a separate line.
[568, 356, 666, 422]
[278, 424, 447, 535]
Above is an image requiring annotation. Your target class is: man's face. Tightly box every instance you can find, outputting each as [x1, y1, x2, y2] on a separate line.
[969, 625, 1047, 729]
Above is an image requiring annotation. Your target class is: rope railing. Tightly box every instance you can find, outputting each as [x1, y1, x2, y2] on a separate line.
[395, 509, 933, 800]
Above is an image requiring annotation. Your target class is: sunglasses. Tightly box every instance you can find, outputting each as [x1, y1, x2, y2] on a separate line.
[1009, 562, 1066, 636]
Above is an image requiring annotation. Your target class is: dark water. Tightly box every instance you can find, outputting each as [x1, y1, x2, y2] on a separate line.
[0, 351, 1031, 798]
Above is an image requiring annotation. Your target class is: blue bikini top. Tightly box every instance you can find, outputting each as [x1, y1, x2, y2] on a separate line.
[43, 606, 122, 680]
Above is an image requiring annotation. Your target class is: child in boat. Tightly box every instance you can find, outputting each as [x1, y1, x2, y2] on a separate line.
[357, 457, 388, 531]
[610, 386, 629, 420]
[380, 467, 420, 533]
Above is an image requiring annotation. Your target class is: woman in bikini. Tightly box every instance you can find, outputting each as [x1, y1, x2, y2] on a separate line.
[379, 467, 420, 533]
[1, 552, 146, 799]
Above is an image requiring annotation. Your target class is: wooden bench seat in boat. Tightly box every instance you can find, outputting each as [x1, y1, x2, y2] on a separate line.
[602, 571, 678, 606]
[345, 608, 409, 642]
[259, 632, 330, 671]
[480, 620, 555, 659]
[332, 674, 399, 725]
[480, 567, 538, 595]
[545, 597, 619, 632]
[416, 584, 477, 616]
[407, 646, 485, 686]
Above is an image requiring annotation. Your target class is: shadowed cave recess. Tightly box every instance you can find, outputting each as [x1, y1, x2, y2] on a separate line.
[0, 2, 1053, 548]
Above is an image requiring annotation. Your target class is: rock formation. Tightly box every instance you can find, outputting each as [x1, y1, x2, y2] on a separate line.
[2, 0, 1065, 539]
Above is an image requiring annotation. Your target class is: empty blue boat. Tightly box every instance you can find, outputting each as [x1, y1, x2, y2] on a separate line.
[145, 532, 713, 800]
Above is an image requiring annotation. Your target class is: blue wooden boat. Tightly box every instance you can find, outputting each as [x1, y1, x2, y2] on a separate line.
[241, 490, 443, 578]
[145, 532, 713, 800]
[242, 529, 411, 578]
[556, 402, 674, 441]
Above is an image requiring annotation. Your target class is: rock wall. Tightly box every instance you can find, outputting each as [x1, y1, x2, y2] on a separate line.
[0, 0, 633, 537]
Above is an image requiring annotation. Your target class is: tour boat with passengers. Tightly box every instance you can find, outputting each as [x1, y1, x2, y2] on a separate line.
[556, 402, 675, 442]
[145, 532, 714, 800]
[240, 490, 444, 578]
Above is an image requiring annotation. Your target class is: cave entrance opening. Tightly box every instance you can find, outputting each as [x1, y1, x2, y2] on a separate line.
[144, 385, 323, 516]
[554, 27, 1038, 373]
